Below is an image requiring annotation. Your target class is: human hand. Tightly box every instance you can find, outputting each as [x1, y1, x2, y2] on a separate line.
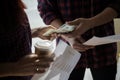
[7, 54, 54, 76]
[61, 35, 94, 52]
[73, 36, 94, 52]
[65, 18, 93, 38]
[31, 25, 57, 40]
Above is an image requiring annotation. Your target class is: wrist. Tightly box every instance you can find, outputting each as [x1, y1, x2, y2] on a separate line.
[50, 19, 63, 28]
[88, 18, 96, 29]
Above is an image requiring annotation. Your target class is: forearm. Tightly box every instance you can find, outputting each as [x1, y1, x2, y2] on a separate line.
[50, 18, 63, 28]
[90, 7, 118, 28]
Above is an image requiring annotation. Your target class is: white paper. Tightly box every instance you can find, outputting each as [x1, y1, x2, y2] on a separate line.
[31, 38, 81, 80]
[44, 39, 81, 80]
[83, 34, 120, 46]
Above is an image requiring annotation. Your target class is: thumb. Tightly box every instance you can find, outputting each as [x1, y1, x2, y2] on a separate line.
[66, 19, 80, 25]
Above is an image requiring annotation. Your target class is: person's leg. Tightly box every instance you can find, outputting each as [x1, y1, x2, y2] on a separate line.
[90, 63, 117, 80]
[68, 68, 86, 80]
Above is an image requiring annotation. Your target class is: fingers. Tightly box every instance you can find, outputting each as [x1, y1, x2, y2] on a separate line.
[12, 53, 55, 76]
[17, 54, 38, 65]
[32, 26, 56, 40]
[34, 61, 51, 68]
[49, 33, 58, 41]
[18, 53, 54, 67]
[37, 56, 55, 62]
[66, 19, 80, 25]
[73, 36, 94, 52]
[15, 56, 54, 75]
[73, 42, 93, 52]
[16, 64, 47, 75]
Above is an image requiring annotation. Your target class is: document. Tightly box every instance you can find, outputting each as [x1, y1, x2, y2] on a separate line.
[31, 38, 81, 80]
[83, 34, 120, 46]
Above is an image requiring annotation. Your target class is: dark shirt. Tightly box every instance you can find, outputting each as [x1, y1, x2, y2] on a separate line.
[109, 0, 120, 14]
[0, 13, 32, 80]
[38, 0, 119, 68]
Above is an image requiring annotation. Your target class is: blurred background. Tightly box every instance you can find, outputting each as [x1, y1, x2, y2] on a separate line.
[23, 0, 45, 28]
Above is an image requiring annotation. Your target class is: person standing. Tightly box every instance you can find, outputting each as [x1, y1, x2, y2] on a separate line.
[37, 0, 120, 80]
[0, 0, 54, 80]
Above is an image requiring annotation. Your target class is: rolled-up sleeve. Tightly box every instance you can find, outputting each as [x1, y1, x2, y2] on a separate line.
[37, 0, 58, 25]
[108, 0, 120, 15]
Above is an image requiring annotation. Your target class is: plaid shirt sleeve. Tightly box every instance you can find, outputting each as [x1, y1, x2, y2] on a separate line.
[37, 0, 118, 69]
[108, 0, 120, 14]
[37, 0, 59, 25]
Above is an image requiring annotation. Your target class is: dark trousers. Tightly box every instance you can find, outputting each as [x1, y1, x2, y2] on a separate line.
[68, 63, 117, 80]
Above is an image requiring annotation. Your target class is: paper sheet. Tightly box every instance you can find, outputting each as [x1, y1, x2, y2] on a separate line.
[31, 38, 81, 80]
[83, 34, 120, 46]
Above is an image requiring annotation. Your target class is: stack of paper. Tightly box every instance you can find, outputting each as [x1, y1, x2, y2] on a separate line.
[31, 38, 81, 80]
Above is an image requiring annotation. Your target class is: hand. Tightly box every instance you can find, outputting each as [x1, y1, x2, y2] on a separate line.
[61, 35, 94, 52]
[31, 25, 57, 40]
[73, 36, 94, 52]
[0, 54, 54, 77]
[65, 18, 93, 38]
[14, 54, 54, 76]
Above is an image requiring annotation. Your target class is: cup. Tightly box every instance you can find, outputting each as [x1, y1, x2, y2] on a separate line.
[34, 40, 52, 56]
[32, 40, 54, 80]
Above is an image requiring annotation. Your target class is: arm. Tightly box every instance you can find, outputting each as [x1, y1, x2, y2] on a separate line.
[89, 0, 120, 27]
[90, 7, 118, 28]
[64, 7, 119, 51]
[37, 0, 63, 28]
[50, 19, 63, 28]
[0, 55, 38, 77]
[67, 7, 119, 37]
[0, 54, 54, 77]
